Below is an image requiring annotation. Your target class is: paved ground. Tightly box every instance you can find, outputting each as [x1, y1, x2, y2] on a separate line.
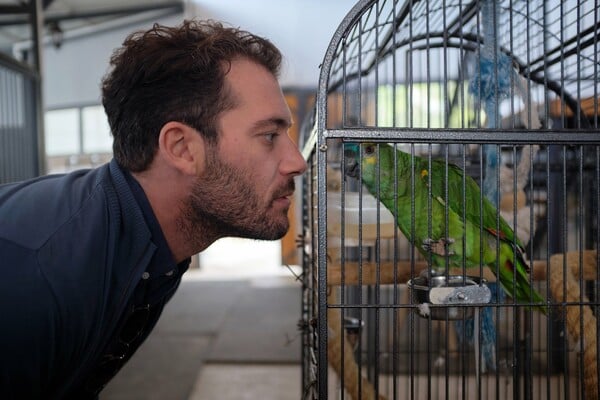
[101, 263, 303, 400]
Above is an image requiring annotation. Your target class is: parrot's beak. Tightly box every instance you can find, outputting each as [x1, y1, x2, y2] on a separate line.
[343, 143, 361, 178]
[344, 158, 360, 178]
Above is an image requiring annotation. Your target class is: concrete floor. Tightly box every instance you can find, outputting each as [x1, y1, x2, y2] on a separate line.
[101, 239, 303, 400]
[189, 364, 301, 400]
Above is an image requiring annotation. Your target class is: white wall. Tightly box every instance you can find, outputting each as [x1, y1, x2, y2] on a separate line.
[42, 0, 353, 109]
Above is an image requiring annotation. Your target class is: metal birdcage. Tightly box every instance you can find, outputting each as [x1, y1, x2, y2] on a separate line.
[299, 1, 600, 399]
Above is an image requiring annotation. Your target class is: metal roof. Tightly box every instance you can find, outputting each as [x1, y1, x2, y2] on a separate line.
[0, 0, 183, 61]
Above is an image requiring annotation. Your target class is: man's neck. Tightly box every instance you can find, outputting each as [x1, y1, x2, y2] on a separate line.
[130, 169, 219, 263]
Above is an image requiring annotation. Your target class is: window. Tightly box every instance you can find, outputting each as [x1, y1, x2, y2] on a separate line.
[44, 108, 80, 156]
[44, 105, 112, 173]
[82, 105, 112, 154]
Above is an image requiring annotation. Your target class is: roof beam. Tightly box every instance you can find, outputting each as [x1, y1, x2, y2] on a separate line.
[0, 1, 183, 26]
[0, 5, 29, 14]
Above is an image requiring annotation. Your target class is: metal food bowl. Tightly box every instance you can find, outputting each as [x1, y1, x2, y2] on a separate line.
[407, 274, 491, 320]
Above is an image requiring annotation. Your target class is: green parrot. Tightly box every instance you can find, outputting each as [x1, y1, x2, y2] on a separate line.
[344, 142, 546, 314]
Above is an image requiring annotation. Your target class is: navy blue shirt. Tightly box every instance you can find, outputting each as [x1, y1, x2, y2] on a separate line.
[80, 170, 190, 396]
[0, 160, 190, 399]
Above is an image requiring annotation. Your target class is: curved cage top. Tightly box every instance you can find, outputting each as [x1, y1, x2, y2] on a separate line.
[316, 0, 599, 131]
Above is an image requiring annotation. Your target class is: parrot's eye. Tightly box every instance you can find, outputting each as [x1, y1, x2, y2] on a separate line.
[364, 145, 375, 155]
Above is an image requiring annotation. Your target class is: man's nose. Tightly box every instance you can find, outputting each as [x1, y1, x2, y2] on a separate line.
[281, 136, 308, 176]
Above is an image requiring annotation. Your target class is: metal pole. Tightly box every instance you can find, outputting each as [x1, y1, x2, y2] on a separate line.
[29, 0, 47, 176]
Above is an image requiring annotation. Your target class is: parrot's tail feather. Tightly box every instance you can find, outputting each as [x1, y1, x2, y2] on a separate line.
[513, 245, 531, 273]
[499, 259, 547, 316]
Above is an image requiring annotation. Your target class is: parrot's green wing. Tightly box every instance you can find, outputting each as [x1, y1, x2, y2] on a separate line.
[426, 159, 523, 248]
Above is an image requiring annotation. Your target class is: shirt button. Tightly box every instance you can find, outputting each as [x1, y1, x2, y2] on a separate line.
[141, 272, 150, 280]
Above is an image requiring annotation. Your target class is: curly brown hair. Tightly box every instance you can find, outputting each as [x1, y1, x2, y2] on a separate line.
[102, 20, 282, 171]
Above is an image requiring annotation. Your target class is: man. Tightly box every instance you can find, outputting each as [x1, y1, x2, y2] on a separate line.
[0, 20, 307, 399]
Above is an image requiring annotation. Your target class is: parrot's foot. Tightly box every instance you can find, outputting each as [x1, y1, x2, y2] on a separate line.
[417, 303, 431, 317]
[422, 237, 455, 256]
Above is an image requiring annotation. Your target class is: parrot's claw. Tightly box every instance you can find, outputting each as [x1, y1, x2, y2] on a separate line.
[421, 238, 455, 256]
[418, 303, 431, 317]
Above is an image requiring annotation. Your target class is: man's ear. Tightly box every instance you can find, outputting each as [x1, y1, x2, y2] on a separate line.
[157, 121, 206, 176]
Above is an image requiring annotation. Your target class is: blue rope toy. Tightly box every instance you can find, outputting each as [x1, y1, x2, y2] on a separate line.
[462, 0, 518, 374]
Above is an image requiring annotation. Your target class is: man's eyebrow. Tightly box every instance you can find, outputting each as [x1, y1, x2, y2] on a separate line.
[251, 117, 292, 130]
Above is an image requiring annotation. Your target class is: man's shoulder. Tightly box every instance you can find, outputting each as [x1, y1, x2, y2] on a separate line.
[0, 163, 115, 250]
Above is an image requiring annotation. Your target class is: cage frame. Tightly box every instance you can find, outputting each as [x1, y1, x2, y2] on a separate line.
[301, 0, 600, 399]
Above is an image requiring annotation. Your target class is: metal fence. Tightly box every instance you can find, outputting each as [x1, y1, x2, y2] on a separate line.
[0, 52, 42, 184]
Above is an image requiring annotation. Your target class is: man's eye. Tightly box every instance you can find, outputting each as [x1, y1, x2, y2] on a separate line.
[264, 133, 277, 142]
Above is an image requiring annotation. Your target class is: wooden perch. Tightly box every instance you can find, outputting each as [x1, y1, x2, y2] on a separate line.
[327, 291, 387, 400]
[327, 250, 598, 286]
[549, 252, 598, 400]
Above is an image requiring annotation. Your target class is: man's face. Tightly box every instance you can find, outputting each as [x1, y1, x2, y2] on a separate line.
[184, 58, 307, 240]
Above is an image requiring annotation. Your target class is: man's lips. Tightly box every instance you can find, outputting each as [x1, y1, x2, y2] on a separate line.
[273, 193, 292, 207]
[271, 181, 295, 207]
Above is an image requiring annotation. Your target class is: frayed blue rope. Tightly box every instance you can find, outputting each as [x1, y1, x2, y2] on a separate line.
[470, 52, 516, 203]
[469, 52, 515, 104]
[459, 0, 511, 377]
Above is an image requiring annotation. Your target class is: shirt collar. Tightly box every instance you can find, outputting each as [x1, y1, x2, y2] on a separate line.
[121, 167, 185, 277]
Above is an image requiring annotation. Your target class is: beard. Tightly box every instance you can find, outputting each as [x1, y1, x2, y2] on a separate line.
[178, 150, 295, 246]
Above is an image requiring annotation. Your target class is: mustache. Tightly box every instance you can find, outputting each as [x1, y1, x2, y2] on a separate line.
[272, 179, 296, 199]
